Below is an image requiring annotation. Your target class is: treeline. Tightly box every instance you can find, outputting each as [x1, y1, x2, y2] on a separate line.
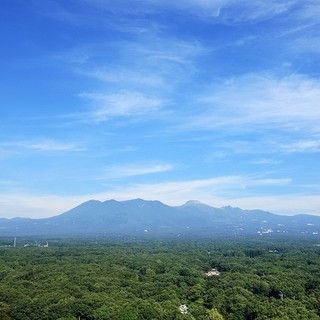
[0, 237, 319, 319]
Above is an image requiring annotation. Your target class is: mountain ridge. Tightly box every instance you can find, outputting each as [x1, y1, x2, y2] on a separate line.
[0, 198, 319, 237]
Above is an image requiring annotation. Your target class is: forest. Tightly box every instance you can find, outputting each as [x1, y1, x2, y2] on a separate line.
[0, 236, 319, 320]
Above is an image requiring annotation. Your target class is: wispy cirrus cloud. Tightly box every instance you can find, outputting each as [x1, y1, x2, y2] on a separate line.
[80, 91, 165, 122]
[0, 139, 84, 153]
[213, 0, 294, 22]
[71, 37, 202, 85]
[26, 140, 83, 152]
[280, 139, 320, 153]
[291, 1, 320, 23]
[32, 0, 317, 33]
[181, 73, 320, 133]
[58, 36, 202, 124]
[80, 68, 165, 88]
[251, 158, 281, 165]
[81, 0, 294, 21]
[104, 175, 291, 201]
[289, 35, 320, 54]
[102, 163, 173, 179]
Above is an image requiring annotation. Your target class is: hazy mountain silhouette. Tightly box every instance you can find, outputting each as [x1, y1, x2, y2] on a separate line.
[0, 199, 319, 237]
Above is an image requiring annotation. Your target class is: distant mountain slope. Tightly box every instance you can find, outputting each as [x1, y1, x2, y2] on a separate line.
[0, 199, 319, 237]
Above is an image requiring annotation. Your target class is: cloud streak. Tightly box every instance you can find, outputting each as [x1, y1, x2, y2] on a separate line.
[81, 0, 295, 21]
[280, 139, 320, 153]
[0, 139, 84, 153]
[80, 91, 165, 122]
[102, 163, 173, 179]
[179, 73, 320, 134]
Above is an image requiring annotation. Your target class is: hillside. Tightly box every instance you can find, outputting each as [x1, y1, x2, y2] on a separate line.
[0, 199, 319, 237]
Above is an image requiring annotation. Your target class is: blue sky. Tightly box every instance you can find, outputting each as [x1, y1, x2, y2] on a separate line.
[1, 0, 320, 218]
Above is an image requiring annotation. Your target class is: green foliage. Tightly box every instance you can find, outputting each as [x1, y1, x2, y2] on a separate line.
[207, 308, 224, 320]
[0, 238, 319, 319]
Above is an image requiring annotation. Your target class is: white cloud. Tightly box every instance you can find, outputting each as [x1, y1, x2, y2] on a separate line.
[80, 68, 165, 88]
[102, 163, 173, 179]
[251, 158, 280, 165]
[83, 0, 295, 21]
[70, 38, 202, 124]
[73, 37, 202, 83]
[216, 0, 294, 22]
[27, 140, 83, 152]
[80, 91, 164, 121]
[0, 139, 83, 153]
[289, 36, 320, 54]
[81, 0, 226, 18]
[281, 139, 320, 153]
[294, 1, 320, 23]
[32, 0, 317, 32]
[159, 0, 228, 17]
[183, 73, 320, 134]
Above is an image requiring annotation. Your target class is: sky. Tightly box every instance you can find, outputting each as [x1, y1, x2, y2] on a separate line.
[1, 0, 320, 218]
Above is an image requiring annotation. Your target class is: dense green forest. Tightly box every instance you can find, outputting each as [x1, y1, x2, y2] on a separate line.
[0, 237, 319, 319]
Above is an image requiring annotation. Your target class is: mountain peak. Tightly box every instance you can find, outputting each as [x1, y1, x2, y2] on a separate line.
[1, 198, 319, 237]
[183, 200, 203, 206]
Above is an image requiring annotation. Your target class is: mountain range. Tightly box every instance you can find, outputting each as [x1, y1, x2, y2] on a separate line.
[0, 198, 319, 237]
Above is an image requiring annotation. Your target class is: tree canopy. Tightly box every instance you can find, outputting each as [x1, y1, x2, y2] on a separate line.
[0, 237, 319, 319]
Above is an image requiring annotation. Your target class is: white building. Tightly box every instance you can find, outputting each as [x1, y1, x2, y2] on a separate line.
[179, 304, 188, 314]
